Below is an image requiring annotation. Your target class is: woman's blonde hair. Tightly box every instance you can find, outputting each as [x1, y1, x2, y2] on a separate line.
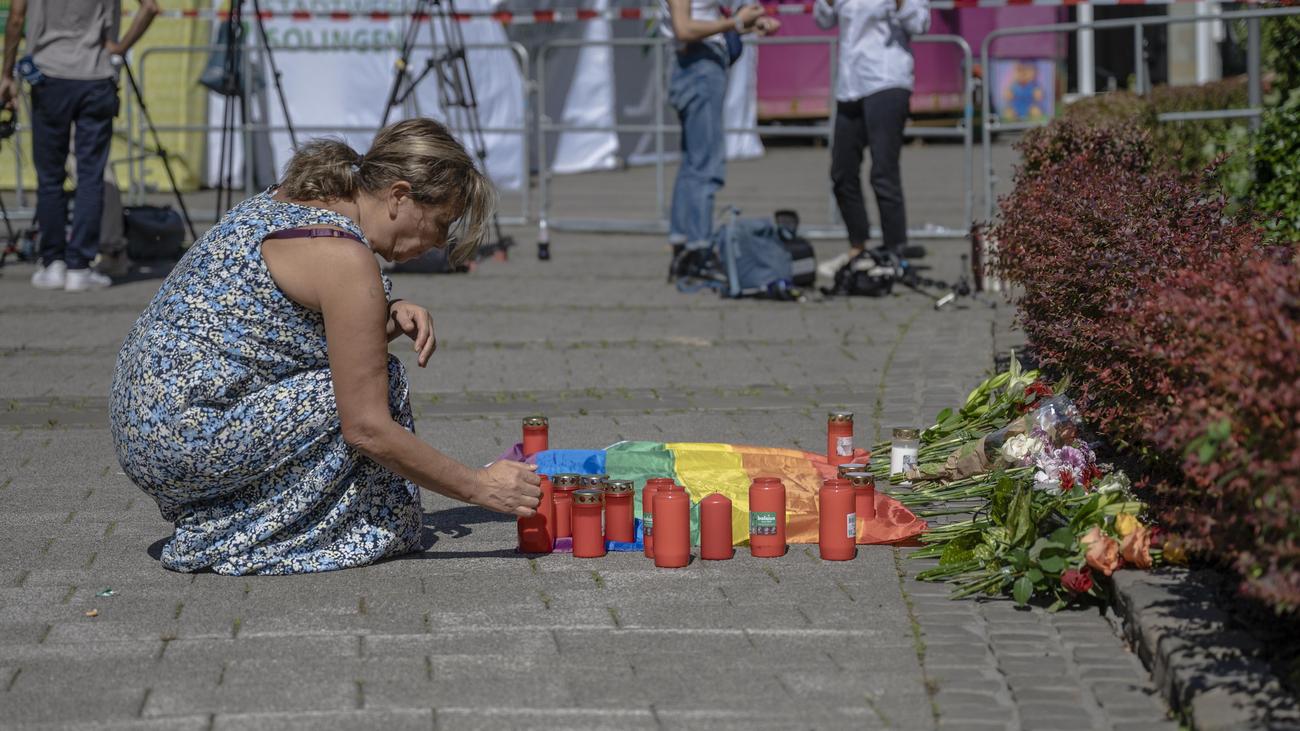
[278, 118, 496, 265]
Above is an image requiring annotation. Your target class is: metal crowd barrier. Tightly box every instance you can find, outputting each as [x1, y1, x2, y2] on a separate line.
[536, 34, 976, 242]
[980, 5, 1300, 222]
[121, 40, 533, 225]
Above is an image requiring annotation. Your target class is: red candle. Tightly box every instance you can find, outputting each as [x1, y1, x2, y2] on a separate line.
[846, 471, 877, 543]
[551, 473, 580, 539]
[819, 478, 856, 561]
[827, 411, 854, 467]
[700, 493, 733, 560]
[517, 474, 555, 553]
[522, 415, 548, 458]
[642, 477, 674, 558]
[571, 489, 606, 558]
[837, 462, 867, 478]
[652, 488, 691, 568]
[748, 477, 786, 558]
[603, 479, 636, 543]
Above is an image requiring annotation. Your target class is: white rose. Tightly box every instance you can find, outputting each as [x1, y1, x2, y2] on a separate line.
[1002, 434, 1044, 464]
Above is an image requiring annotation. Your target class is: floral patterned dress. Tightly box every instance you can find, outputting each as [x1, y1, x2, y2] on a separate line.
[109, 193, 423, 575]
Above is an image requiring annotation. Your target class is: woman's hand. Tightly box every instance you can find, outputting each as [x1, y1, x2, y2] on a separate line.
[735, 3, 765, 33]
[387, 300, 436, 367]
[472, 461, 543, 517]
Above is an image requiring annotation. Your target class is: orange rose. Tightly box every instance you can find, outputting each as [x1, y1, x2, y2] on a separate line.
[1121, 524, 1153, 569]
[1081, 525, 1122, 576]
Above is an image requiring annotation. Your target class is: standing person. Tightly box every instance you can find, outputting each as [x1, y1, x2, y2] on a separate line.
[814, 0, 929, 280]
[110, 119, 540, 575]
[0, 0, 159, 292]
[662, 0, 778, 263]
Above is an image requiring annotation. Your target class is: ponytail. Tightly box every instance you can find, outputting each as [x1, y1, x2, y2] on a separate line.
[278, 138, 363, 201]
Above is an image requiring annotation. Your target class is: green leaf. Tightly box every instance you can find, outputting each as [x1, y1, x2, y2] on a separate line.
[1039, 555, 1066, 574]
[1007, 484, 1035, 548]
[1049, 527, 1075, 545]
[1026, 568, 1044, 584]
[939, 533, 981, 566]
[1013, 575, 1033, 605]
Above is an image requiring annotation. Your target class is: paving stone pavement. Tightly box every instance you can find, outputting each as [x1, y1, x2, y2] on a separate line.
[0, 146, 1175, 729]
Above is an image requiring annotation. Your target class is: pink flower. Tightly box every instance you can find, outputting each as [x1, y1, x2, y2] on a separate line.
[1121, 523, 1153, 569]
[1061, 567, 1094, 594]
[1082, 526, 1122, 577]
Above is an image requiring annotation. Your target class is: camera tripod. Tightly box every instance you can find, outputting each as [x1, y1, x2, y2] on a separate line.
[212, 0, 297, 215]
[380, 0, 513, 262]
[118, 60, 198, 243]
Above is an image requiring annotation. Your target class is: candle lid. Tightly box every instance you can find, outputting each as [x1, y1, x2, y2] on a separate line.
[579, 475, 606, 489]
[522, 415, 548, 427]
[552, 474, 581, 488]
[604, 479, 634, 494]
[572, 488, 605, 505]
[892, 427, 920, 440]
[828, 411, 854, 423]
[844, 471, 876, 488]
[837, 462, 868, 476]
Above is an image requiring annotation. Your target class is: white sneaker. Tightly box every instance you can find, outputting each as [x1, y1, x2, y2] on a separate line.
[64, 268, 112, 292]
[30, 260, 67, 290]
[816, 250, 854, 281]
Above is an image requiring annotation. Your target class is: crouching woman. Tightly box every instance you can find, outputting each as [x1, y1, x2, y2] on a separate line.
[110, 119, 540, 575]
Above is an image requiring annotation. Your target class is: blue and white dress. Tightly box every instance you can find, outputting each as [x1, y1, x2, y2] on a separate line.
[110, 193, 423, 575]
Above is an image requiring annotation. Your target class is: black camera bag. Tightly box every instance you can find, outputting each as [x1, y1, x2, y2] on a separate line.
[124, 205, 184, 261]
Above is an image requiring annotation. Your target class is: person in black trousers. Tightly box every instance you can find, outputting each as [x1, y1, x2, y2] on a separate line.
[814, 0, 930, 279]
[1, 0, 159, 291]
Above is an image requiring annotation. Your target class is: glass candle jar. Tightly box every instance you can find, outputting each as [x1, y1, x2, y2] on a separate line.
[748, 477, 786, 558]
[516, 474, 555, 554]
[837, 462, 868, 478]
[652, 488, 691, 568]
[642, 477, 675, 558]
[845, 471, 877, 541]
[827, 411, 854, 467]
[521, 415, 548, 458]
[603, 479, 635, 543]
[551, 473, 581, 539]
[571, 489, 606, 558]
[890, 427, 921, 485]
[818, 478, 856, 561]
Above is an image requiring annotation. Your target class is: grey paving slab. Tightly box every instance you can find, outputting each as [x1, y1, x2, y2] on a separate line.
[0, 144, 1175, 730]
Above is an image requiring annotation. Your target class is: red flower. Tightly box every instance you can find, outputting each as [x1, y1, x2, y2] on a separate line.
[1058, 469, 1076, 492]
[1082, 464, 1104, 489]
[1023, 381, 1054, 409]
[1061, 567, 1094, 594]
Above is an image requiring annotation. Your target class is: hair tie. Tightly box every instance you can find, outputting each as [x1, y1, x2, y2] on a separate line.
[349, 162, 361, 174]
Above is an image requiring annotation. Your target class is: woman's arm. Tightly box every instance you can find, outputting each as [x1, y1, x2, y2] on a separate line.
[812, 0, 838, 30]
[268, 237, 541, 516]
[667, 0, 765, 42]
[896, 0, 931, 36]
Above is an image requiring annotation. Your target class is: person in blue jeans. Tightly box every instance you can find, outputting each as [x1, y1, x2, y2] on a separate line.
[1, 0, 159, 292]
[662, 1, 778, 261]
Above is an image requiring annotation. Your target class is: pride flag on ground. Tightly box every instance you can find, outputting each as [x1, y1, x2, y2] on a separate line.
[525, 441, 926, 549]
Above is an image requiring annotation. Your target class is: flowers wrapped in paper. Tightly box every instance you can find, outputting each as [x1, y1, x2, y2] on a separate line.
[905, 395, 1084, 484]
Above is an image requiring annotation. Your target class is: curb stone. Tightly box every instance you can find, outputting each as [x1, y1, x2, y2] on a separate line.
[1109, 568, 1300, 731]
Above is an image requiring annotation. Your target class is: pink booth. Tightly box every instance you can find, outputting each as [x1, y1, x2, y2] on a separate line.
[756, 7, 1068, 121]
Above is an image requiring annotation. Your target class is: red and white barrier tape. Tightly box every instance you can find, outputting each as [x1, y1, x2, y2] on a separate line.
[144, 0, 1261, 22]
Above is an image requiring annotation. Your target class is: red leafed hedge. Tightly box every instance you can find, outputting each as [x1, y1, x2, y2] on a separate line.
[992, 117, 1300, 610]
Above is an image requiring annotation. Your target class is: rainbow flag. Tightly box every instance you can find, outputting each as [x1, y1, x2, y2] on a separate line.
[532, 441, 926, 548]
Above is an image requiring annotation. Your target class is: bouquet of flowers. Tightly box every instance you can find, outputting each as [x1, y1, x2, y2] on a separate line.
[882, 360, 1184, 610]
